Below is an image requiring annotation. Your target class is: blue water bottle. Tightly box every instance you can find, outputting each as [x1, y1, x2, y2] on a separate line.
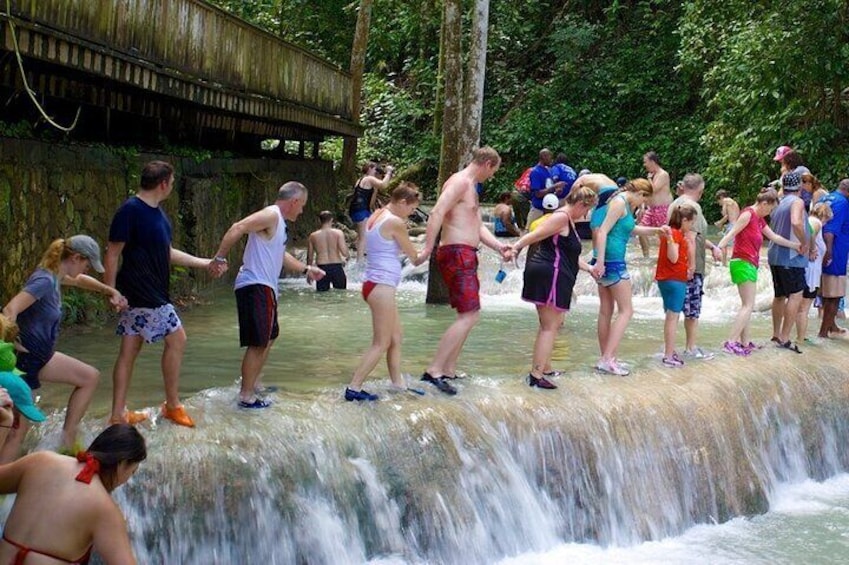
[495, 262, 507, 284]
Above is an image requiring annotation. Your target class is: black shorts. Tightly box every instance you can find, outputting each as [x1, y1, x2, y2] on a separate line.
[770, 266, 806, 297]
[803, 286, 819, 300]
[316, 263, 347, 292]
[15, 350, 52, 390]
[235, 284, 279, 347]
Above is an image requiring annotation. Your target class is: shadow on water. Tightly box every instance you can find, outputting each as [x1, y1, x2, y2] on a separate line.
[13, 238, 849, 564]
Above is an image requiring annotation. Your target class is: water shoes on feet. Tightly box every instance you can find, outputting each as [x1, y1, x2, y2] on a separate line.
[528, 374, 557, 389]
[345, 388, 379, 401]
[161, 403, 195, 427]
[421, 372, 458, 395]
[239, 397, 272, 409]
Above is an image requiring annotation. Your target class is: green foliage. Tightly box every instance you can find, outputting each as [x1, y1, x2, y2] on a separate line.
[209, 0, 848, 210]
[62, 288, 110, 326]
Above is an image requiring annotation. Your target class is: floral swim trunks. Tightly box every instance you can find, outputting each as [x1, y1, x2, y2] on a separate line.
[436, 244, 481, 313]
[117, 303, 183, 343]
[639, 204, 670, 227]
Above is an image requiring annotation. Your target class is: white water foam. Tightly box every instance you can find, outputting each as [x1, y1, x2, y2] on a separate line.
[494, 473, 849, 565]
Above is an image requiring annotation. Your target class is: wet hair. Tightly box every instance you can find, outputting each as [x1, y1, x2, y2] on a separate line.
[472, 146, 501, 167]
[781, 150, 803, 170]
[318, 210, 334, 224]
[87, 424, 147, 490]
[391, 181, 421, 204]
[277, 181, 307, 201]
[811, 201, 834, 223]
[498, 191, 513, 204]
[669, 204, 696, 229]
[140, 161, 174, 191]
[801, 172, 821, 192]
[565, 186, 598, 207]
[715, 189, 729, 201]
[624, 178, 653, 197]
[38, 239, 78, 273]
[643, 151, 660, 165]
[756, 188, 779, 204]
[554, 153, 568, 165]
[361, 161, 378, 174]
[681, 173, 704, 192]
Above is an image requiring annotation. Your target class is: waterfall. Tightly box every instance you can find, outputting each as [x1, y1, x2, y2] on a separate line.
[90, 351, 849, 564]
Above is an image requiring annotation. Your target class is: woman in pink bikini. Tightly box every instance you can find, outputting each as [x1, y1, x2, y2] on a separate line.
[346, 183, 428, 401]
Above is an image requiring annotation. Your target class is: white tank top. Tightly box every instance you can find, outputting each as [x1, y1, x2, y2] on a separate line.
[365, 210, 402, 288]
[234, 205, 287, 298]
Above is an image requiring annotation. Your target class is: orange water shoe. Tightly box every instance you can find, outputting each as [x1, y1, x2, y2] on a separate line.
[109, 410, 149, 426]
[161, 403, 195, 428]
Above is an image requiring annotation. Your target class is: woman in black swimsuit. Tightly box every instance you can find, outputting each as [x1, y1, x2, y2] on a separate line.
[350, 161, 395, 262]
[510, 187, 599, 389]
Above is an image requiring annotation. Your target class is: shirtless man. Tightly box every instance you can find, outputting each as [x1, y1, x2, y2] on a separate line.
[639, 151, 673, 257]
[420, 146, 512, 394]
[307, 211, 349, 292]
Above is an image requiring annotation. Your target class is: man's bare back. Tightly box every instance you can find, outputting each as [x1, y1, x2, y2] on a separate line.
[308, 226, 348, 265]
[722, 198, 740, 224]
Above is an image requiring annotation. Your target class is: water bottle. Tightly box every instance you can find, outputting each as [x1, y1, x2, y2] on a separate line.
[495, 262, 507, 283]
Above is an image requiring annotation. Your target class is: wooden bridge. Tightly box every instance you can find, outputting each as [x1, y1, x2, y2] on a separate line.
[0, 0, 361, 152]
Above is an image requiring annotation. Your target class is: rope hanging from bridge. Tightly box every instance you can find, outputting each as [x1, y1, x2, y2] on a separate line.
[4, 0, 81, 132]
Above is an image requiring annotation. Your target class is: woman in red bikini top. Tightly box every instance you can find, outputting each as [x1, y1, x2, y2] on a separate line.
[0, 424, 146, 564]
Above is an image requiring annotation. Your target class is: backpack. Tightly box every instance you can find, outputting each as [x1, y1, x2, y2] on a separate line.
[514, 167, 532, 194]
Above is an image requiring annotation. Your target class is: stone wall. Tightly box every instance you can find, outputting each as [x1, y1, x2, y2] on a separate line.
[0, 138, 335, 303]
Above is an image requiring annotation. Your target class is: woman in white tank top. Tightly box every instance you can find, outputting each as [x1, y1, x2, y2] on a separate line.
[345, 183, 427, 401]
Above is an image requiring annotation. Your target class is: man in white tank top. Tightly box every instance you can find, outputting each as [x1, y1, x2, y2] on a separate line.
[212, 182, 325, 408]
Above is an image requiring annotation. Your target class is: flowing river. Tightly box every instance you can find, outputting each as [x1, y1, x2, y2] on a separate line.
[9, 235, 849, 564]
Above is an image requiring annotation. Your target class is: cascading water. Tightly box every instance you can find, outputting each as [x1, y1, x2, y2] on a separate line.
[9, 233, 849, 564]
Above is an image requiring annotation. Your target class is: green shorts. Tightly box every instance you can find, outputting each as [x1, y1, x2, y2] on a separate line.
[729, 259, 758, 285]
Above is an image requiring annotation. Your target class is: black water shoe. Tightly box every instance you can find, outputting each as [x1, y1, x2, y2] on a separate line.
[421, 372, 457, 395]
[528, 374, 557, 389]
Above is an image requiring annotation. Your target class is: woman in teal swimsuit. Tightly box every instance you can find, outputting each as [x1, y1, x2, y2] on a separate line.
[591, 178, 668, 376]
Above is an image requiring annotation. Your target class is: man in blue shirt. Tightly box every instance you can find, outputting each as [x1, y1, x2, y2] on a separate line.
[526, 148, 565, 226]
[105, 161, 220, 428]
[550, 153, 577, 205]
[819, 179, 849, 337]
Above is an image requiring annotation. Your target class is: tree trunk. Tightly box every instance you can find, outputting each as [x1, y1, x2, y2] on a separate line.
[460, 0, 490, 164]
[341, 0, 374, 191]
[426, 0, 464, 305]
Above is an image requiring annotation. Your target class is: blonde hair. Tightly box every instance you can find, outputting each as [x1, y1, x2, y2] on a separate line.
[811, 201, 834, 222]
[624, 178, 653, 197]
[39, 238, 76, 273]
[565, 186, 598, 207]
[0, 313, 18, 342]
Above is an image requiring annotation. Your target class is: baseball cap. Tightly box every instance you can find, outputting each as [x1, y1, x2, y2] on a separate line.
[0, 371, 46, 422]
[781, 171, 802, 192]
[67, 235, 105, 273]
[542, 193, 560, 210]
[773, 146, 792, 162]
[0, 342, 24, 376]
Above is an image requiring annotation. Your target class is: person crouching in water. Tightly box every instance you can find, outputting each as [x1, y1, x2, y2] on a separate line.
[0, 423, 146, 564]
[346, 183, 429, 401]
[511, 187, 599, 388]
[655, 204, 696, 367]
